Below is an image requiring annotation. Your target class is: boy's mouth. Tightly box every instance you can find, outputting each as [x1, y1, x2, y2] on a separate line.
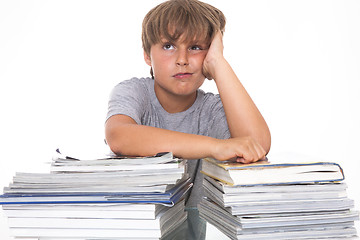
[173, 73, 193, 79]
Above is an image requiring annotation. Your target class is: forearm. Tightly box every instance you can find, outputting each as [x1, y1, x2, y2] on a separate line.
[202, 32, 270, 153]
[106, 115, 267, 162]
[106, 118, 217, 159]
[213, 59, 271, 152]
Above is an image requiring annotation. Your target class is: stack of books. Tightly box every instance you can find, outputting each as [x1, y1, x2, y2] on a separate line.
[199, 158, 359, 239]
[0, 150, 191, 239]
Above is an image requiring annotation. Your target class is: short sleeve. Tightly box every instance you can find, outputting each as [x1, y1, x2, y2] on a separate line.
[106, 78, 151, 124]
[199, 92, 231, 139]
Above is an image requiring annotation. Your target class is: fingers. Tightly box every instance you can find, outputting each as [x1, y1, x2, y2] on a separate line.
[211, 31, 224, 47]
[202, 68, 213, 80]
[202, 31, 224, 81]
[226, 137, 267, 164]
[236, 136, 265, 162]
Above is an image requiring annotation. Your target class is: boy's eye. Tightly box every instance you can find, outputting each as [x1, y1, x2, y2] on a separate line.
[163, 44, 175, 50]
[190, 45, 202, 51]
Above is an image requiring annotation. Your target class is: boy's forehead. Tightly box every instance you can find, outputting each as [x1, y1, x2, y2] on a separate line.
[159, 35, 208, 44]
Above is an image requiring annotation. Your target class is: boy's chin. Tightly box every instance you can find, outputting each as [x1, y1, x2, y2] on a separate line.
[174, 83, 203, 95]
[171, 88, 197, 97]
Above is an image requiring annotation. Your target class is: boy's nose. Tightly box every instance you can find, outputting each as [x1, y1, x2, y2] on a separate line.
[176, 50, 189, 66]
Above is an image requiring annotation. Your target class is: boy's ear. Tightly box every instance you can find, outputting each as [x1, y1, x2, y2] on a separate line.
[143, 51, 152, 67]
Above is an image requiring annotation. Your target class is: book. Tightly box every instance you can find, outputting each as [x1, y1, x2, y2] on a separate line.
[3, 199, 188, 239]
[0, 150, 191, 206]
[6, 201, 184, 229]
[203, 176, 348, 203]
[204, 175, 349, 195]
[3, 204, 159, 219]
[201, 158, 344, 186]
[202, 176, 354, 214]
[199, 198, 358, 240]
[3, 172, 188, 194]
[8, 228, 163, 238]
[199, 158, 359, 239]
[0, 150, 191, 239]
[51, 150, 182, 172]
[0, 172, 192, 206]
[5, 199, 185, 235]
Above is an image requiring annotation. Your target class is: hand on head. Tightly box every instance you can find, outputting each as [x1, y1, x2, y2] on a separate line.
[202, 31, 225, 80]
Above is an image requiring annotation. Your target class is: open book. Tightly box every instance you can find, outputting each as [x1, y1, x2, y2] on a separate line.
[201, 158, 344, 186]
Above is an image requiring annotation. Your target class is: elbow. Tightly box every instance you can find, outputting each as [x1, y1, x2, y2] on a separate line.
[105, 115, 138, 156]
[245, 127, 271, 156]
[105, 123, 127, 156]
[260, 127, 271, 155]
[105, 131, 123, 156]
[263, 132, 271, 155]
[107, 141, 123, 156]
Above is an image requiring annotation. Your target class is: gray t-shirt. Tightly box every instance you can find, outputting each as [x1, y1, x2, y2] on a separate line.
[106, 77, 230, 207]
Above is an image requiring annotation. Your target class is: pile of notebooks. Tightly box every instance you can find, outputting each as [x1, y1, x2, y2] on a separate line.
[199, 158, 359, 239]
[0, 150, 192, 239]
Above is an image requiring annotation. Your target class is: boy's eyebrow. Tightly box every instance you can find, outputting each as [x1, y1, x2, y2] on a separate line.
[159, 38, 172, 43]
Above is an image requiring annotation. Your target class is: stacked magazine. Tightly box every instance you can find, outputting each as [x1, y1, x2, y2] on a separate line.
[199, 158, 359, 240]
[0, 150, 192, 239]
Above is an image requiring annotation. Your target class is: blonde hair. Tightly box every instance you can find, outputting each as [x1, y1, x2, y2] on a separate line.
[142, 0, 226, 57]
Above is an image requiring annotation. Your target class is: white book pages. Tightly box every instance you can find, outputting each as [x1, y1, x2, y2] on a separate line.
[2, 202, 156, 211]
[50, 162, 180, 172]
[15, 167, 185, 178]
[204, 176, 348, 194]
[229, 198, 355, 215]
[202, 178, 355, 215]
[223, 190, 348, 204]
[6, 199, 186, 231]
[12, 171, 184, 185]
[54, 150, 174, 165]
[202, 158, 346, 186]
[5, 173, 188, 194]
[3, 208, 157, 219]
[4, 184, 169, 194]
[239, 210, 359, 229]
[7, 211, 187, 239]
[9, 228, 162, 238]
[235, 227, 358, 240]
[199, 200, 358, 240]
[7, 217, 162, 229]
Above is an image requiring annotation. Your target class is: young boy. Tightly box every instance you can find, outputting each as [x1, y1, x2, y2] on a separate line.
[105, 0, 271, 238]
[105, 0, 271, 163]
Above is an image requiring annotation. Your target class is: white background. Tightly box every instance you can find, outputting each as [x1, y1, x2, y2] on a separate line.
[0, 0, 359, 239]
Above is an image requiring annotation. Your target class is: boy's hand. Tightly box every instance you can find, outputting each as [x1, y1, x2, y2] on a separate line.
[202, 31, 225, 80]
[211, 136, 267, 163]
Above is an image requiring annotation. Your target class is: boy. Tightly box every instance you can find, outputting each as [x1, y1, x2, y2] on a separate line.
[105, 0, 271, 238]
[105, 0, 271, 163]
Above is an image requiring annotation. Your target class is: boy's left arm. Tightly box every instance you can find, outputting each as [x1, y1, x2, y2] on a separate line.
[203, 32, 271, 154]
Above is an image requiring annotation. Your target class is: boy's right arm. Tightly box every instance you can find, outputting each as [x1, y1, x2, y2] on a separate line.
[105, 114, 266, 162]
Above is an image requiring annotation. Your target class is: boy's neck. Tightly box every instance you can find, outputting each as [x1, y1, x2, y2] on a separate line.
[154, 86, 198, 114]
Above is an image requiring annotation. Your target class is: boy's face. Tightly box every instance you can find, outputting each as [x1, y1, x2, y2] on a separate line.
[144, 35, 209, 102]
